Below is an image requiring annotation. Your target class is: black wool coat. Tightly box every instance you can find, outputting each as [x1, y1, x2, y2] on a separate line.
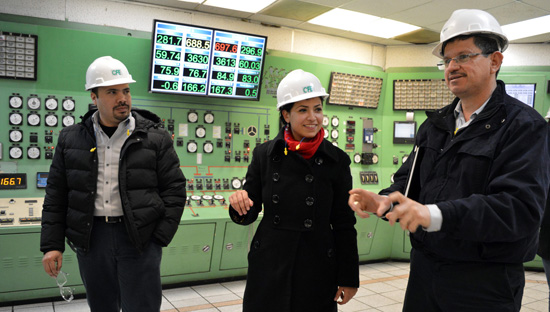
[230, 129, 359, 312]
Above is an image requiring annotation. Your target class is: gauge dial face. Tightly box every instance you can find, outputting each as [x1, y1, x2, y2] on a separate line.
[202, 195, 213, 200]
[372, 154, 379, 164]
[187, 141, 198, 153]
[322, 115, 329, 127]
[353, 153, 362, 164]
[402, 155, 409, 163]
[45, 98, 58, 110]
[190, 195, 202, 201]
[45, 114, 58, 127]
[204, 112, 214, 124]
[9, 130, 23, 142]
[62, 115, 75, 127]
[195, 126, 206, 138]
[331, 116, 339, 127]
[27, 97, 41, 110]
[332, 141, 338, 147]
[331, 129, 339, 139]
[323, 129, 329, 139]
[203, 142, 213, 153]
[188, 111, 198, 123]
[213, 194, 224, 200]
[62, 99, 75, 111]
[9, 96, 23, 109]
[231, 178, 242, 189]
[9, 112, 23, 125]
[27, 146, 40, 159]
[27, 113, 40, 126]
[9, 146, 23, 159]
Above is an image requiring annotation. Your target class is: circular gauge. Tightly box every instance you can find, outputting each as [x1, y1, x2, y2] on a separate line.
[203, 141, 214, 153]
[372, 154, 379, 164]
[27, 113, 41, 126]
[27, 146, 41, 159]
[190, 195, 202, 203]
[332, 141, 338, 147]
[213, 194, 224, 201]
[62, 99, 75, 111]
[195, 126, 206, 138]
[231, 178, 242, 189]
[27, 97, 41, 110]
[45, 98, 58, 110]
[322, 115, 329, 127]
[188, 111, 198, 123]
[331, 129, 339, 139]
[9, 112, 23, 125]
[204, 112, 214, 124]
[323, 128, 329, 139]
[62, 115, 75, 127]
[331, 116, 339, 127]
[242, 178, 246, 186]
[390, 173, 395, 183]
[202, 195, 213, 200]
[187, 141, 198, 153]
[9, 96, 23, 109]
[353, 153, 362, 164]
[9, 129, 23, 142]
[402, 155, 409, 163]
[9, 146, 23, 159]
[45, 114, 58, 127]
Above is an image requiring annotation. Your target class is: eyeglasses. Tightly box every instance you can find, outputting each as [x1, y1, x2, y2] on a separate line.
[437, 53, 491, 70]
[55, 271, 75, 302]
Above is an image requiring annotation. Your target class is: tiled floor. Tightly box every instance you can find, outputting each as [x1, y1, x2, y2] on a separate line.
[2, 261, 549, 312]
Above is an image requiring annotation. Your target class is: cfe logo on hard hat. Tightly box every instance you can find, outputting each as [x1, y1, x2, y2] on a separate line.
[303, 86, 313, 93]
[112, 69, 122, 76]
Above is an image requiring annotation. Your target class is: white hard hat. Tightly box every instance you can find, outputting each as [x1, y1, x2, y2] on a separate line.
[85, 56, 136, 90]
[276, 69, 329, 111]
[432, 9, 508, 58]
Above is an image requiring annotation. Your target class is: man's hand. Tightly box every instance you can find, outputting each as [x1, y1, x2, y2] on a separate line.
[42, 250, 63, 277]
[348, 188, 392, 218]
[385, 191, 431, 232]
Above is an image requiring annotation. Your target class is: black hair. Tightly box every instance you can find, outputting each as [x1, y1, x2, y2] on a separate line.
[91, 87, 99, 98]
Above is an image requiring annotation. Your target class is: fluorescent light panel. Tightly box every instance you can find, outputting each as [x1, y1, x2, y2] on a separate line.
[201, 0, 276, 13]
[502, 15, 550, 41]
[309, 8, 420, 39]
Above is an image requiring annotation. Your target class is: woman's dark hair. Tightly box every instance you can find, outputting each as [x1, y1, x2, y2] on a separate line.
[279, 102, 294, 129]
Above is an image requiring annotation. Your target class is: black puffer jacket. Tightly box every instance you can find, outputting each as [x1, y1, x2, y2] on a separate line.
[40, 108, 186, 254]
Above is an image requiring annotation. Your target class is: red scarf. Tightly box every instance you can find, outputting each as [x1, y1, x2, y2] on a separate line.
[284, 126, 324, 159]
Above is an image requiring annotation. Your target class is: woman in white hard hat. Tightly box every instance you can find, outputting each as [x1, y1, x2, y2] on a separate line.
[229, 69, 359, 311]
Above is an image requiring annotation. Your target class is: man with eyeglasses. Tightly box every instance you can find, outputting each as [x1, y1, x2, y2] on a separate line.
[349, 9, 550, 311]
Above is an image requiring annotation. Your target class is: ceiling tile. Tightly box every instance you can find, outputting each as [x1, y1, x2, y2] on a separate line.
[259, 0, 332, 21]
[340, 0, 431, 18]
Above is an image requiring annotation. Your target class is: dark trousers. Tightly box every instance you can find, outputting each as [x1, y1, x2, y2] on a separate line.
[76, 220, 162, 312]
[404, 248, 524, 312]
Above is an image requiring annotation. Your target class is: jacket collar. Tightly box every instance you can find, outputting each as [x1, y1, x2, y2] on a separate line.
[267, 127, 339, 162]
[427, 80, 507, 132]
[82, 108, 162, 132]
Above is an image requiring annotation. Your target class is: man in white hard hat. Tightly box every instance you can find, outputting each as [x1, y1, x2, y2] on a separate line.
[349, 9, 550, 311]
[40, 56, 186, 311]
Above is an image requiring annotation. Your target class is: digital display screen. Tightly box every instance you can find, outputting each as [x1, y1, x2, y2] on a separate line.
[37, 172, 49, 188]
[149, 20, 267, 101]
[0, 173, 27, 190]
[393, 121, 416, 144]
[505, 83, 536, 107]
